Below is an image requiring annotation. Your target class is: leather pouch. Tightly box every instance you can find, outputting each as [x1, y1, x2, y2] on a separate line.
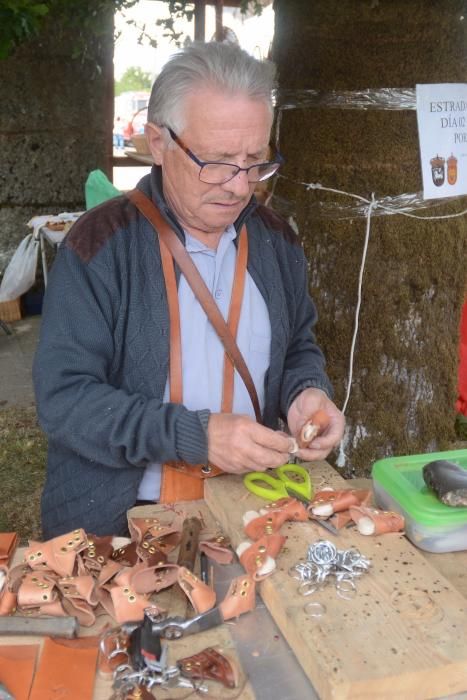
[199, 535, 233, 564]
[177, 566, 216, 614]
[0, 643, 39, 700]
[178, 647, 238, 688]
[219, 574, 256, 620]
[244, 498, 308, 540]
[24, 529, 88, 577]
[0, 532, 18, 567]
[130, 562, 179, 594]
[29, 637, 99, 700]
[349, 505, 405, 535]
[239, 534, 286, 580]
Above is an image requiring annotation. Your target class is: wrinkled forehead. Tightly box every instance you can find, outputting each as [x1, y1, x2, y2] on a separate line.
[178, 84, 273, 131]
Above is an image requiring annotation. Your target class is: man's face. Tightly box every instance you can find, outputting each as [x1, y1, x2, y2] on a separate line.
[146, 87, 272, 244]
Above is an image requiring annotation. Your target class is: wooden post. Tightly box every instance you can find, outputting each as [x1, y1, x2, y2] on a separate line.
[215, 0, 224, 41]
[194, 0, 206, 41]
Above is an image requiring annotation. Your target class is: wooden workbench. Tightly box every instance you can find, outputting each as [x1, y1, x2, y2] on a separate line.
[2, 462, 467, 700]
[205, 461, 467, 700]
[1, 501, 256, 700]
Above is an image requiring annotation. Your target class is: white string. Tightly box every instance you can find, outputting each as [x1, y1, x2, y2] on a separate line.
[280, 177, 467, 469]
[336, 194, 376, 468]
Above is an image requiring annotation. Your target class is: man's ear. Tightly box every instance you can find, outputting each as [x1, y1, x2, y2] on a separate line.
[145, 122, 166, 165]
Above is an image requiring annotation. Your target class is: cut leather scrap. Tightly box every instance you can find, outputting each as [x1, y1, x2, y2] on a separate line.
[177, 566, 216, 614]
[29, 637, 98, 700]
[349, 505, 405, 535]
[219, 574, 256, 620]
[0, 532, 18, 567]
[0, 643, 38, 700]
[178, 646, 238, 688]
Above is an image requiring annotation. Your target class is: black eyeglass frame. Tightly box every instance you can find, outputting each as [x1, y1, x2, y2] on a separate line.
[164, 126, 284, 184]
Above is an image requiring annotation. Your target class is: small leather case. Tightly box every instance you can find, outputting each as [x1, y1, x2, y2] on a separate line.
[178, 647, 238, 688]
[177, 566, 216, 614]
[219, 574, 256, 620]
[0, 532, 18, 567]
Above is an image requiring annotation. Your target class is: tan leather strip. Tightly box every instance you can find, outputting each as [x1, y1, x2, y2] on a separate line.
[159, 236, 183, 404]
[127, 189, 261, 422]
[221, 226, 248, 413]
[29, 637, 99, 700]
[160, 464, 204, 502]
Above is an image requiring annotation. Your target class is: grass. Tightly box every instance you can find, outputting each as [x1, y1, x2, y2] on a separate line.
[0, 406, 47, 543]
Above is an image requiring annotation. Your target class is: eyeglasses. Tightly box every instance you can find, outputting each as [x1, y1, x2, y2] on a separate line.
[165, 126, 284, 185]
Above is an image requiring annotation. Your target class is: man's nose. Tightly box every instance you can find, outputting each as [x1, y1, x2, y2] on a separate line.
[222, 169, 251, 197]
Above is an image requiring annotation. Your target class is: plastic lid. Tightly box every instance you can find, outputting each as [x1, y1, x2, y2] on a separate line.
[372, 448, 467, 526]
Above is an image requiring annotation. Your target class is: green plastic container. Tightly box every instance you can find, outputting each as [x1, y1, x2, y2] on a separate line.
[372, 448, 467, 552]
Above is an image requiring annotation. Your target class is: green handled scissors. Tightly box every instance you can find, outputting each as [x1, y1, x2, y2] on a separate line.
[243, 464, 313, 502]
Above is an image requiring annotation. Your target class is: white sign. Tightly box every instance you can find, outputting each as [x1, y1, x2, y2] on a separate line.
[416, 83, 467, 200]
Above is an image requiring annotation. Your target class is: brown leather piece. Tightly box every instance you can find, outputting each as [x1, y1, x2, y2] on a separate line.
[80, 534, 113, 573]
[297, 409, 331, 448]
[160, 464, 205, 502]
[245, 498, 308, 540]
[177, 566, 216, 614]
[0, 532, 19, 567]
[219, 574, 256, 620]
[29, 637, 99, 700]
[263, 497, 309, 522]
[24, 529, 88, 577]
[349, 505, 405, 535]
[178, 647, 238, 688]
[239, 534, 286, 580]
[130, 562, 179, 594]
[311, 489, 371, 514]
[0, 643, 39, 700]
[110, 541, 139, 566]
[199, 535, 233, 565]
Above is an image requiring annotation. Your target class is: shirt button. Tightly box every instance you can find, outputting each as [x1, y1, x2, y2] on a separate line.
[215, 289, 222, 299]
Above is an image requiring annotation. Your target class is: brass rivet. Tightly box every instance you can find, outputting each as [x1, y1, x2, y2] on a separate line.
[258, 545, 267, 553]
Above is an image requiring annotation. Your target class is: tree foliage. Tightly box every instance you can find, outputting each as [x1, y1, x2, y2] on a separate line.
[0, 0, 264, 60]
[115, 66, 153, 95]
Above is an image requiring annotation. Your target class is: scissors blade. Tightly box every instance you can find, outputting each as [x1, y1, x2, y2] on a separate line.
[284, 487, 339, 536]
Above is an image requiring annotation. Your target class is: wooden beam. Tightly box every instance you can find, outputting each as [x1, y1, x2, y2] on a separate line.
[215, 0, 224, 41]
[194, 0, 206, 41]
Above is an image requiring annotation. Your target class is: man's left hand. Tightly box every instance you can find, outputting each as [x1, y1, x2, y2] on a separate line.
[287, 388, 345, 461]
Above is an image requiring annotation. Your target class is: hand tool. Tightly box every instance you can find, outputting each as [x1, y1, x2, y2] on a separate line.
[244, 465, 338, 536]
[0, 615, 79, 638]
[243, 463, 313, 502]
[176, 517, 202, 571]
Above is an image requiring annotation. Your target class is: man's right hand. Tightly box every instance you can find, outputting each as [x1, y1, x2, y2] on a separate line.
[207, 413, 292, 474]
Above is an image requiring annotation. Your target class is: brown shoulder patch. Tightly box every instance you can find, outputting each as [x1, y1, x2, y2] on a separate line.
[255, 204, 299, 246]
[65, 195, 137, 263]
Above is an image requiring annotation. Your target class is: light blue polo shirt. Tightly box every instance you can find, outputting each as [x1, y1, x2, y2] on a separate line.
[137, 225, 271, 500]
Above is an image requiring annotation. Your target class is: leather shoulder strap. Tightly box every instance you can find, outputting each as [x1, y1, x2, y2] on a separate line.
[127, 188, 262, 423]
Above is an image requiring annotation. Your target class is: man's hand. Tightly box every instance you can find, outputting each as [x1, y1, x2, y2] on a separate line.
[287, 388, 345, 462]
[207, 413, 291, 474]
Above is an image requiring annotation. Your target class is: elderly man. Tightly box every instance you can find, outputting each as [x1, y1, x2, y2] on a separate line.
[34, 41, 345, 538]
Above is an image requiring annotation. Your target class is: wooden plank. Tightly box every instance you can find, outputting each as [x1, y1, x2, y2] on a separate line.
[2, 501, 254, 700]
[205, 462, 467, 700]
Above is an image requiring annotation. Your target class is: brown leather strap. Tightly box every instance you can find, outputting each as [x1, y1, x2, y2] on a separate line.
[159, 233, 182, 403]
[127, 188, 261, 422]
[222, 226, 248, 413]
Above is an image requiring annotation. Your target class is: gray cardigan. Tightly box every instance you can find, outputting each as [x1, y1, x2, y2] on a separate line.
[33, 168, 332, 537]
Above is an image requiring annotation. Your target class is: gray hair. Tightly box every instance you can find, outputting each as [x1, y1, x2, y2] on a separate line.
[148, 41, 276, 133]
